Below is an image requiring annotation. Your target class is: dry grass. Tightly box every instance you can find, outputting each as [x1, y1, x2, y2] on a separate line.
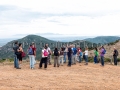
[0, 61, 120, 90]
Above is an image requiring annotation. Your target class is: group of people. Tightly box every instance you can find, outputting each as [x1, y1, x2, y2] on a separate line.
[13, 41, 119, 70]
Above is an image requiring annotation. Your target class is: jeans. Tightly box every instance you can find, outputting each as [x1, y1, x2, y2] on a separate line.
[59, 55, 64, 65]
[68, 56, 72, 66]
[101, 56, 104, 66]
[113, 56, 117, 65]
[63, 52, 67, 63]
[79, 56, 82, 63]
[94, 56, 98, 63]
[72, 54, 77, 64]
[14, 54, 19, 68]
[29, 55, 35, 68]
[34, 56, 36, 64]
[39, 57, 47, 68]
[85, 55, 88, 63]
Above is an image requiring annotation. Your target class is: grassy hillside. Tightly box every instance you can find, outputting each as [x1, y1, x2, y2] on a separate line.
[85, 36, 120, 44]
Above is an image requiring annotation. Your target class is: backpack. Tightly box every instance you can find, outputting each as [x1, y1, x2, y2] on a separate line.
[116, 50, 119, 56]
[73, 48, 77, 55]
[54, 50, 59, 56]
[28, 47, 33, 55]
[102, 49, 106, 54]
[21, 52, 26, 57]
[80, 52, 83, 56]
[44, 49, 48, 56]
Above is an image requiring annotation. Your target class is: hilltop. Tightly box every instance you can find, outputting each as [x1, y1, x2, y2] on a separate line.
[85, 36, 120, 44]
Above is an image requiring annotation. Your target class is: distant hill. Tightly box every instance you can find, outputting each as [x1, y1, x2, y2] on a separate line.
[0, 35, 56, 59]
[84, 36, 120, 44]
[0, 35, 96, 60]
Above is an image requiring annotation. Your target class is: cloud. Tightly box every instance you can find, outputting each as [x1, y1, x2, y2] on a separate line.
[0, 0, 120, 39]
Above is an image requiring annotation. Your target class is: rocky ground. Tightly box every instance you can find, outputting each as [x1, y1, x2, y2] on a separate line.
[0, 61, 120, 90]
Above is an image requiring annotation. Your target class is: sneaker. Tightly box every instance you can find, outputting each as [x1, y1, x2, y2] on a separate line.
[16, 67, 21, 69]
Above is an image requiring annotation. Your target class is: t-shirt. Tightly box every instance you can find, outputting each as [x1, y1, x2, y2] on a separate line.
[28, 46, 36, 55]
[85, 50, 88, 55]
[47, 47, 51, 54]
[94, 50, 99, 56]
[42, 49, 48, 58]
[100, 49, 104, 56]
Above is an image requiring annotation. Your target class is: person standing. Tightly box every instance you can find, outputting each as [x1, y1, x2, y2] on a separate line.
[100, 46, 106, 66]
[39, 46, 48, 69]
[113, 47, 118, 66]
[13, 41, 21, 69]
[17, 43, 23, 68]
[45, 44, 52, 65]
[59, 47, 64, 66]
[63, 45, 68, 63]
[32, 42, 36, 65]
[94, 47, 99, 64]
[84, 47, 88, 65]
[67, 45, 72, 67]
[53, 47, 59, 67]
[78, 48, 82, 63]
[28, 44, 35, 69]
[72, 45, 77, 65]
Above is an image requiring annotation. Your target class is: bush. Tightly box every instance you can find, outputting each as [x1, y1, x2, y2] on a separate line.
[8, 58, 14, 62]
[104, 58, 111, 62]
[88, 57, 93, 62]
[0, 59, 6, 63]
[117, 58, 120, 62]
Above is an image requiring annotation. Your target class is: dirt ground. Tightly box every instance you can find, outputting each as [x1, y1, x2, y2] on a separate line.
[0, 61, 120, 90]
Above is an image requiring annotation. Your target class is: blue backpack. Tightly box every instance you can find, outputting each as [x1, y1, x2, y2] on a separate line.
[80, 52, 83, 56]
[28, 47, 33, 55]
[102, 49, 106, 54]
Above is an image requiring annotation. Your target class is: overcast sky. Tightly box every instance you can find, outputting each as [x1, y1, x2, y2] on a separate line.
[0, 0, 120, 39]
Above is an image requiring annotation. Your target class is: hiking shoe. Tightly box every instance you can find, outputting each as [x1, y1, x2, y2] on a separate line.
[16, 67, 21, 69]
[31, 68, 34, 69]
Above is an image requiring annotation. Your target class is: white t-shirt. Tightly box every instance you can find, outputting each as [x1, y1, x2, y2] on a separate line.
[47, 47, 51, 54]
[85, 50, 88, 55]
[42, 49, 48, 58]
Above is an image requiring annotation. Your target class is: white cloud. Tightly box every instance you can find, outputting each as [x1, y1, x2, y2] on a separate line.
[0, 0, 120, 39]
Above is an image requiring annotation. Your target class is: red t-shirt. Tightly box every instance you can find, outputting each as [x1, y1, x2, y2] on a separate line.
[32, 46, 36, 55]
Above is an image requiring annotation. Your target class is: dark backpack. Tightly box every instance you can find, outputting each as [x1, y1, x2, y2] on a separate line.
[116, 50, 119, 56]
[54, 50, 59, 56]
[28, 47, 33, 55]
